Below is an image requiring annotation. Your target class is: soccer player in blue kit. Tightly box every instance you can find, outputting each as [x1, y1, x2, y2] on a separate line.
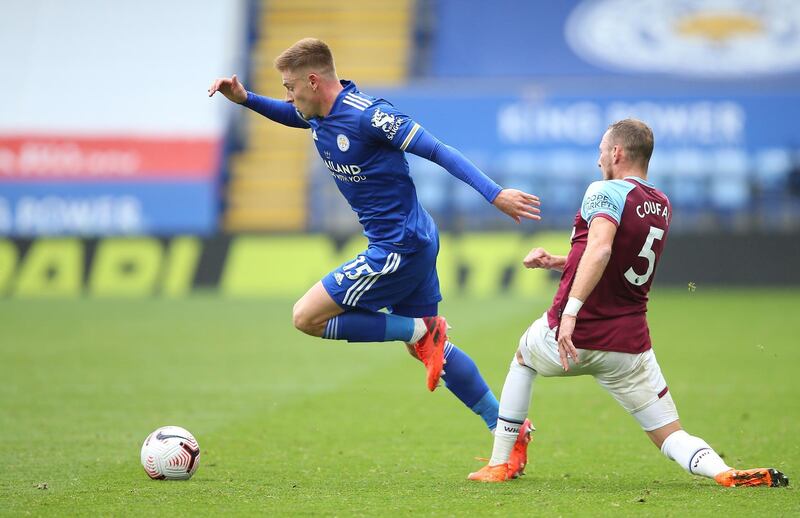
[209, 38, 539, 477]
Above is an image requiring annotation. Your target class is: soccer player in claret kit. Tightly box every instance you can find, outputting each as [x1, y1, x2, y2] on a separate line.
[209, 38, 539, 475]
[468, 119, 789, 487]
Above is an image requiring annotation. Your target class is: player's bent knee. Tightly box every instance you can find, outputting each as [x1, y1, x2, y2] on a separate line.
[516, 329, 538, 371]
[518, 329, 529, 351]
[291, 302, 317, 335]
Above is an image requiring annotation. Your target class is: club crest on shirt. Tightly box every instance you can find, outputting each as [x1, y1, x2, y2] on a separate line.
[370, 107, 403, 140]
[337, 134, 350, 152]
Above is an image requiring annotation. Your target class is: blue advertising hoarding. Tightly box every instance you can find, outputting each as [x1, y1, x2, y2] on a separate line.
[0, 181, 217, 236]
[342, 87, 800, 230]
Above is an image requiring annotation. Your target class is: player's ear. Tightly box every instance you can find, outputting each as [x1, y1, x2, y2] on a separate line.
[308, 72, 319, 92]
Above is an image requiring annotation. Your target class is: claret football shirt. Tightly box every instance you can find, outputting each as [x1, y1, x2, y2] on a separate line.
[547, 177, 672, 354]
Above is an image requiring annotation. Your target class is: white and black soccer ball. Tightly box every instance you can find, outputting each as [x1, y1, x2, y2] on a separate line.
[140, 426, 200, 480]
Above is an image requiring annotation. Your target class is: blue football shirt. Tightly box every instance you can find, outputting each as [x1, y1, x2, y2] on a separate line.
[304, 81, 435, 253]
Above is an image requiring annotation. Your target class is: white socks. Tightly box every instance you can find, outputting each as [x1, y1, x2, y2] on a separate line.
[409, 318, 427, 344]
[660, 430, 731, 478]
[489, 358, 537, 466]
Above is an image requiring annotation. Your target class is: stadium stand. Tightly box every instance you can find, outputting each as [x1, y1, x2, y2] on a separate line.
[297, 0, 800, 234]
[2, 0, 799, 237]
[224, 0, 414, 232]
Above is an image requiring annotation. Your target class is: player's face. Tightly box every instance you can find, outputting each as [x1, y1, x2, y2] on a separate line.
[281, 70, 318, 118]
[598, 131, 614, 180]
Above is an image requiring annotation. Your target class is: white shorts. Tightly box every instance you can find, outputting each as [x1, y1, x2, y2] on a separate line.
[518, 313, 679, 431]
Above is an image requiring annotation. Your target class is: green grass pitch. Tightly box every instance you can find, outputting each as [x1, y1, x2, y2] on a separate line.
[1, 289, 798, 516]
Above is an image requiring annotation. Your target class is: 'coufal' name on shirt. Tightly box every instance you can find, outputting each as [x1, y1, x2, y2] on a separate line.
[636, 201, 668, 220]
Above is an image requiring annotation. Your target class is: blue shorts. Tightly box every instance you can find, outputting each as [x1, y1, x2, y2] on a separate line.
[321, 239, 442, 317]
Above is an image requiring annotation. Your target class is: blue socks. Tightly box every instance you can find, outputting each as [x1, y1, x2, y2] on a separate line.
[441, 342, 499, 431]
[323, 311, 414, 342]
[321, 312, 499, 432]
[384, 313, 416, 342]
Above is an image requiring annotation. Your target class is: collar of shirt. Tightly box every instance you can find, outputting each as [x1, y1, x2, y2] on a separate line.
[624, 175, 655, 188]
[312, 80, 358, 122]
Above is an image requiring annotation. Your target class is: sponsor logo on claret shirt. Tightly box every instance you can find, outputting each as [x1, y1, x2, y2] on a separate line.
[583, 193, 618, 213]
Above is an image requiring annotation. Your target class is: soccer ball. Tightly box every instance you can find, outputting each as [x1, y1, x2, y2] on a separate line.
[140, 426, 201, 480]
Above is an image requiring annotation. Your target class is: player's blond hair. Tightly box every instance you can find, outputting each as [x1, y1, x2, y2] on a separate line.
[274, 38, 336, 76]
[607, 119, 654, 169]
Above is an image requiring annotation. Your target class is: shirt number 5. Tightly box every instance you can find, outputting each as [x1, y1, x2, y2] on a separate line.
[624, 226, 665, 286]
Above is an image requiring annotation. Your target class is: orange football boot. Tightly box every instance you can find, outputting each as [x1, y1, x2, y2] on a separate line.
[468, 463, 509, 482]
[714, 468, 789, 488]
[414, 316, 448, 391]
[507, 419, 534, 478]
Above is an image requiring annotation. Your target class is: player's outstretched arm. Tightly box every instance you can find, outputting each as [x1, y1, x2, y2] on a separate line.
[404, 130, 541, 222]
[523, 247, 566, 271]
[207, 74, 248, 103]
[208, 74, 310, 129]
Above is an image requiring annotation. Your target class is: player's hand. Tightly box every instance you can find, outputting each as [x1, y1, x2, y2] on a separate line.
[557, 315, 580, 371]
[523, 247, 553, 269]
[492, 189, 541, 223]
[208, 74, 248, 104]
